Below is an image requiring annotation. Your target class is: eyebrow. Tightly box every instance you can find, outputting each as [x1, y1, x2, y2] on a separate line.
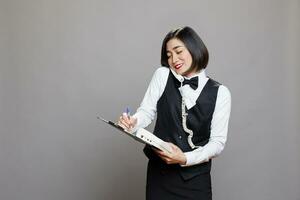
[166, 45, 184, 53]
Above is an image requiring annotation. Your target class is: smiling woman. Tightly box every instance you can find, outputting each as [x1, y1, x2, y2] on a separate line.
[166, 38, 194, 76]
[161, 27, 209, 77]
[118, 26, 231, 200]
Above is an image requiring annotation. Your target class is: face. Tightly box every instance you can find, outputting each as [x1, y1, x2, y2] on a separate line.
[166, 38, 194, 77]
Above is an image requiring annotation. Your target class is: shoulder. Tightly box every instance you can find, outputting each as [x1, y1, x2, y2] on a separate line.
[217, 85, 231, 103]
[207, 78, 221, 87]
[207, 77, 231, 102]
[208, 78, 231, 98]
[153, 67, 169, 77]
[144, 67, 169, 100]
[151, 67, 170, 83]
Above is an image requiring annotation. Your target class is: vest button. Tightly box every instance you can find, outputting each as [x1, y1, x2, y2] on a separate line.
[179, 136, 182, 139]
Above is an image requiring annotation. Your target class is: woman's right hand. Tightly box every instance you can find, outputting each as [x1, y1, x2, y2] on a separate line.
[118, 113, 137, 132]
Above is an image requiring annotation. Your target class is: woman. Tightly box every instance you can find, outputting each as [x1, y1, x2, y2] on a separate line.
[119, 26, 231, 200]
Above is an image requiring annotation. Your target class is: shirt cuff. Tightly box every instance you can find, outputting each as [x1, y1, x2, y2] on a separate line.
[180, 148, 208, 167]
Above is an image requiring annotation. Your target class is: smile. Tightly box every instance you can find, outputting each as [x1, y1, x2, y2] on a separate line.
[174, 63, 183, 69]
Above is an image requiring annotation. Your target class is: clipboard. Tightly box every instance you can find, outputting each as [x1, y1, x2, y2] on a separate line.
[97, 116, 172, 153]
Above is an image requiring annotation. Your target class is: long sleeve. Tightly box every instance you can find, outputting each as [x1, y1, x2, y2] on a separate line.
[132, 67, 169, 131]
[182, 85, 231, 166]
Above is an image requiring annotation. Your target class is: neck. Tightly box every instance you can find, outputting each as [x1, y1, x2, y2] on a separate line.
[183, 69, 200, 78]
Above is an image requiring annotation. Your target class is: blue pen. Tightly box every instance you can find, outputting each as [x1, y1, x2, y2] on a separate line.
[125, 107, 131, 118]
[125, 107, 132, 129]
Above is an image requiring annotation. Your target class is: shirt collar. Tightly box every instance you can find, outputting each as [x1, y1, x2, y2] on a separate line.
[170, 68, 207, 85]
[170, 68, 209, 110]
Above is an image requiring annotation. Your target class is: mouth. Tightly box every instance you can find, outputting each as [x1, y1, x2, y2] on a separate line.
[174, 63, 183, 70]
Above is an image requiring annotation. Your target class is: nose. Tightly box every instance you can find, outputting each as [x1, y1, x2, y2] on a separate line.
[172, 53, 179, 64]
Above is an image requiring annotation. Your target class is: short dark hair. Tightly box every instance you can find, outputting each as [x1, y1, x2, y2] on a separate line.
[161, 26, 209, 73]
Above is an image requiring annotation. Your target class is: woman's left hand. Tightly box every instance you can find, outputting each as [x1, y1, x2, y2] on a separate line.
[153, 143, 187, 165]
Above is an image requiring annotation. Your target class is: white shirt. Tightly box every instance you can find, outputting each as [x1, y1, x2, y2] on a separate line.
[132, 67, 231, 167]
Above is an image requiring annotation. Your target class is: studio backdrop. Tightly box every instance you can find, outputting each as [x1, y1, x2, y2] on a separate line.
[0, 0, 299, 200]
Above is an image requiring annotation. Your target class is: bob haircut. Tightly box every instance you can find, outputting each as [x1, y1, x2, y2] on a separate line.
[161, 26, 209, 74]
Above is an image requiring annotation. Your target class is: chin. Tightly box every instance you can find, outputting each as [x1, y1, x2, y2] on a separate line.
[176, 68, 189, 76]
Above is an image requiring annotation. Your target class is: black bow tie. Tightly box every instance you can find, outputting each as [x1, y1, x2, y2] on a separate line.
[183, 76, 198, 90]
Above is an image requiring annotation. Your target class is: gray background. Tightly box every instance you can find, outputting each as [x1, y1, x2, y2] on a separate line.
[1, 0, 299, 200]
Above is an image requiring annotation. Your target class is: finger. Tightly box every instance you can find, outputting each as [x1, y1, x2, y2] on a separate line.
[118, 120, 129, 130]
[160, 155, 171, 161]
[119, 123, 127, 130]
[152, 148, 161, 153]
[156, 153, 168, 161]
[119, 117, 130, 129]
[122, 113, 131, 123]
[168, 142, 178, 150]
[129, 117, 137, 129]
[122, 115, 133, 130]
[167, 143, 181, 154]
[161, 157, 174, 164]
[153, 149, 167, 156]
[154, 152, 175, 164]
[155, 150, 172, 160]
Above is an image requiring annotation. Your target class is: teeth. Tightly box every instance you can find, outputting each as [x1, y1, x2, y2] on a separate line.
[175, 64, 182, 69]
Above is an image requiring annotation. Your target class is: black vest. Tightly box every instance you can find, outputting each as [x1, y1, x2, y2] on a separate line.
[144, 70, 220, 180]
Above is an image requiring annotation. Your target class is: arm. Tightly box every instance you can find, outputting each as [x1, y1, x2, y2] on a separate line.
[181, 85, 231, 166]
[118, 67, 169, 131]
[153, 85, 231, 166]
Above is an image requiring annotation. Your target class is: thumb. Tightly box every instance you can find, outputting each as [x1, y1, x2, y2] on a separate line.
[170, 143, 180, 151]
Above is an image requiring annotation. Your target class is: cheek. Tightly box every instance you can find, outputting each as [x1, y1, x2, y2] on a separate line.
[167, 58, 172, 66]
[184, 53, 193, 64]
